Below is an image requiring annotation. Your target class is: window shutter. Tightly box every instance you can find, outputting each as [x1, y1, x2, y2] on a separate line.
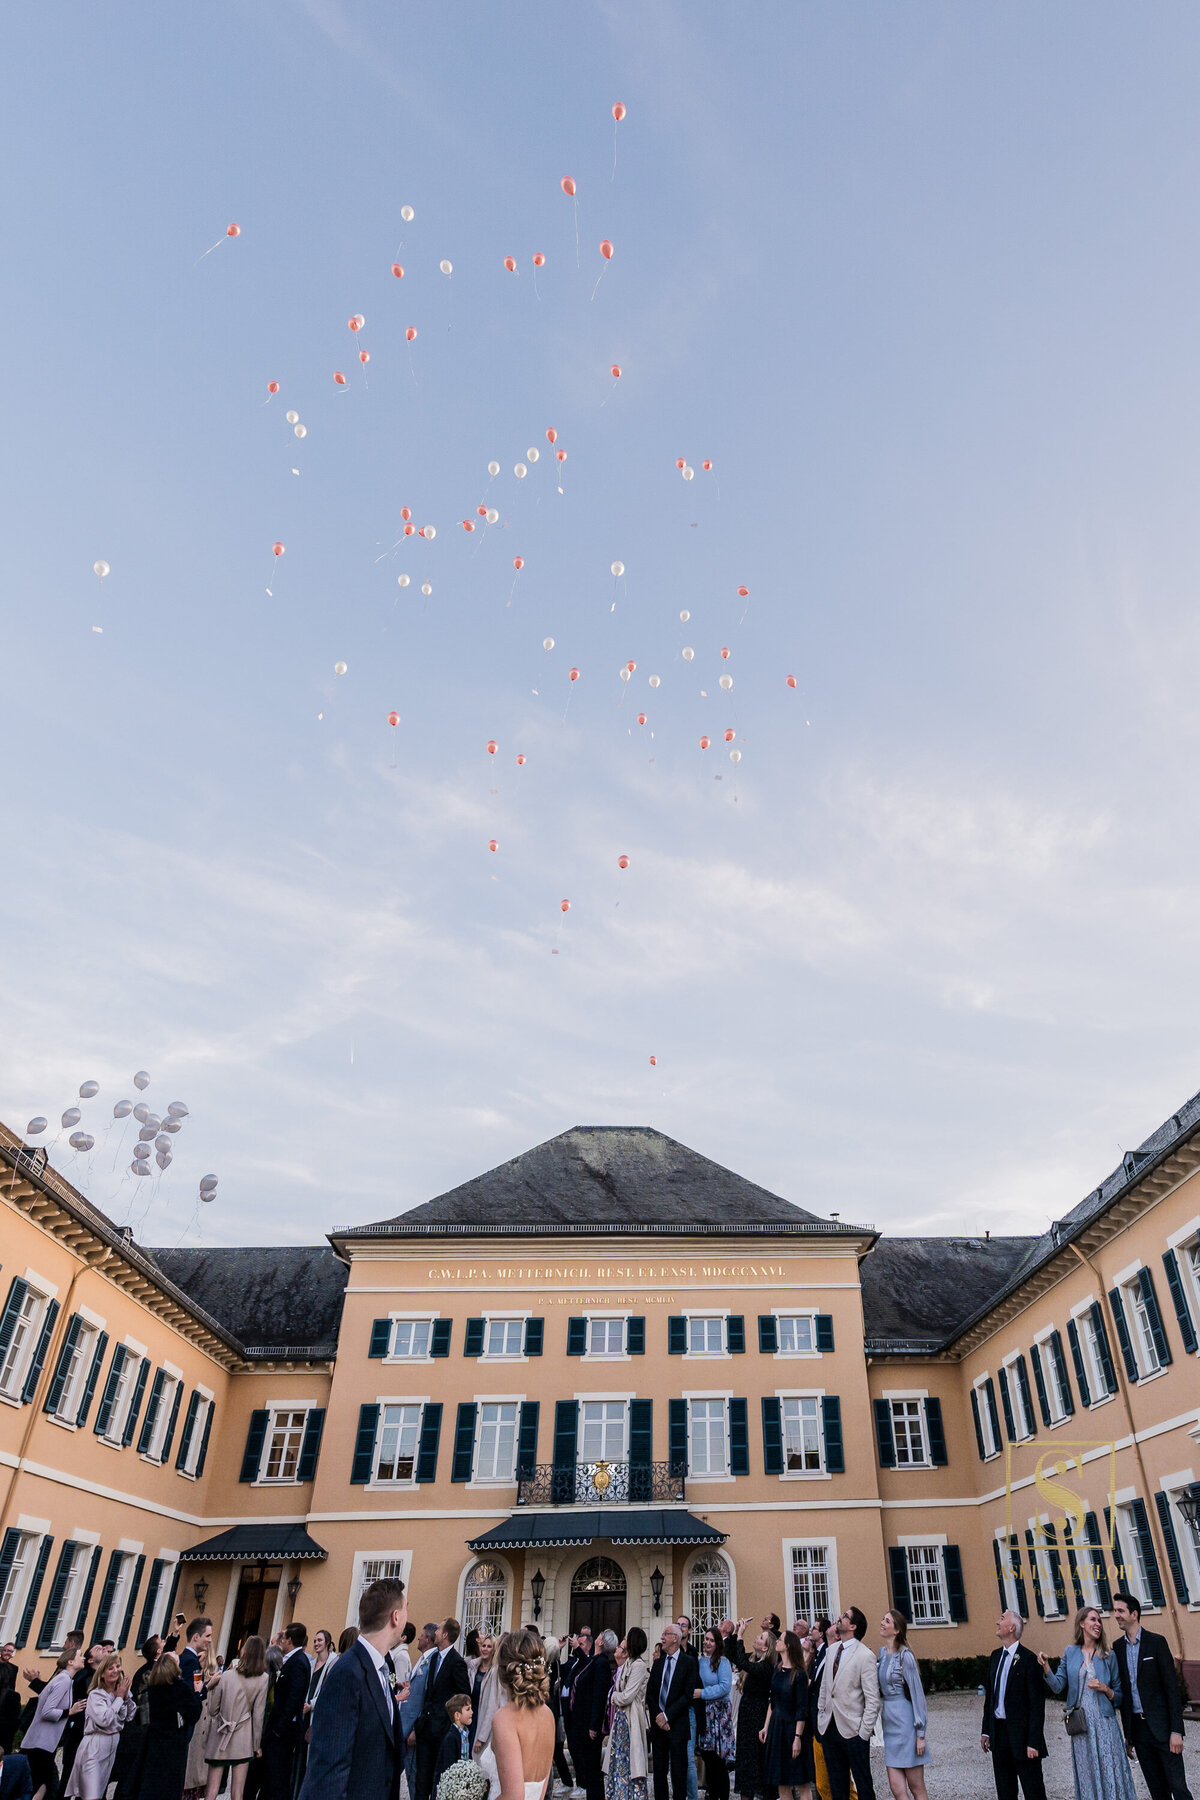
[1066, 1320, 1092, 1407]
[94, 1551, 123, 1641]
[626, 1317, 645, 1356]
[984, 1377, 1001, 1448]
[667, 1316, 687, 1355]
[628, 1399, 652, 1477]
[1130, 1497, 1166, 1607]
[21, 1299, 60, 1404]
[430, 1319, 452, 1357]
[175, 1391, 200, 1470]
[239, 1409, 269, 1482]
[39, 1540, 79, 1649]
[815, 1314, 835, 1352]
[1063, 1524, 1085, 1609]
[465, 1319, 486, 1357]
[161, 1563, 182, 1632]
[297, 1408, 325, 1481]
[0, 1279, 30, 1366]
[119, 1554, 145, 1649]
[565, 1318, 587, 1357]
[94, 1344, 127, 1437]
[887, 1547, 911, 1618]
[969, 1388, 986, 1459]
[368, 1319, 392, 1358]
[992, 1539, 1007, 1609]
[1007, 1534, 1028, 1618]
[1090, 1303, 1118, 1394]
[1049, 1333, 1075, 1416]
[761, 1396, 784, 1476]
[821, 1396, 844, 1474]
[1108, 1288, 1139, 1381]
[668, 1399, 688, 1476]
[1154, 1493, 1190, 1605]
[1104, 1507, 1129, 1589]
[873, 1399, 896, 1468]
[451, 1403, 477, 1482]
[122, 1357, 150, 1446]
[924, 1396, 948, 1466]
[729, 1398, 750, 1475]
[159, 1381, 184, 1464]
[0, 1531, 20, 1613]
[552, 1400, 578, 1502]
[1043, 1525, 1066, 1617]
[726, 1315, 745, 1354]
[1162, 1250, 1198, 1355]
[524, 1317, 545, 1356]
[138, 1369, 166, 1454]
[15, 1535, 53, 1650]
[517, 1401, 540, 1477]
[44, 1313, 83, 1415]
[74, 1545, 102, 1633]
[1027, 1345, 1050, 1427]
[758, 1315, 778, 1354]
[350, 1404, 380, 1485]
[1136, 1268, 1172, 1367]
[194, 1400, 215, 1476]
[998, 1368, 1017, 1442]
[1014, 1356, 1035, 1434]
[76, 1330, 108, 1428]
[943, 1545, 968, 1622]
[1024, 1530, 1045, 1617]
[137, 1559, 165, 1644]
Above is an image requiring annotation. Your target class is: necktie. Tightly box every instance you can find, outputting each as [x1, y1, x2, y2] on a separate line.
[832, 1645, 843, 1682]
[995, 1651, 1008, 1704]
[663, 1656, 675, 1701]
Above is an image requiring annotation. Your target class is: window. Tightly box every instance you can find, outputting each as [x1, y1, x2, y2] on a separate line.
[53, 1322, 97, 1422]
[0, 1531, 38, 1640]
[587, 1319, 626, 1357]
[474, 1404, 519, 1482]
[996, 1538, 1022, 1615]
[781, 1398, 824, 1472]
[0, 1287, 45, 1398]
[789, 1544, 832, 1620]
[1007, 1365, 1034, 1439]
[1079, 1311, 1108, 1398]
[262, 1409, 307, 1482]
[905, 1546, 949, 1624]
[390, 1320, 432, 1360]
[463, 1560, 507, 1637]
[375, 1405, 423, 1483]
[104, 1552, 137, 1639]
[975, 1381, 998, 1457]
[356, 1556, 408, 1613]
[689, 1400, 728, 1476]
[1117, 1504, 1156, 1597]
[144, 1376, 180, 1462]
[179, 1395, 212, 1477]
[104, 1351, 143, 1443]
[891, 1400, 928, 1467]
[777, 1316, 815, 1354]
[1030, 1536, 1062, 1618]
[484, 1319, 524, 1359]
[1127, 1281, 1163, 1376]
[1073, 1536, 1103, 1610]
[579, 1401, 626, 1462]
[1185, 1238, 1200, 1309]
[1044, 1346, 1069, 1423]
[688, 1552, 732, 1632]
[688, 1317, 724, 1355]
[51, 1544, 93, 1650]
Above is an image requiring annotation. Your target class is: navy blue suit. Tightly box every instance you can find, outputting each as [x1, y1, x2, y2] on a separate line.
[0, 1754, 33, 1800]
[298, 1637, 401, 1800]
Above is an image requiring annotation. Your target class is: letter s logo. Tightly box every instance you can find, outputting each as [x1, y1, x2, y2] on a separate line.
[1033, 1453, 1087, 1543]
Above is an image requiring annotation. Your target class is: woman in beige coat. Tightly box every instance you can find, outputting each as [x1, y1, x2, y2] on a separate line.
[603, 1628, 649, 1800]
[202, 1635, 270, 1800]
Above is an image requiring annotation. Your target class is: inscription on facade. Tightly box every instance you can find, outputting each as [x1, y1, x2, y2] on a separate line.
[426, 1262, 788, 1283]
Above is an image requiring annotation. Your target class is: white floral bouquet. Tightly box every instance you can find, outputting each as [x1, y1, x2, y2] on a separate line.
[436, 1762, 490, 1800]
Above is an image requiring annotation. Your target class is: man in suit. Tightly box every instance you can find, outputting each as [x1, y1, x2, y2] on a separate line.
[299, 1577, 410, 1800]
[0, 1745, 33, 1800]
[262, 1622, 311, 1800]
[980, 1608, 1047, 1800]
[571, 1629, 616, 1800]
[1112, 1592, 1193, 1800]
[818, 1606, 879, 1800]
[402, 1626, 438, 1800]
[414, 1619, 471, 1800]
[646, 1623, 699, 1800]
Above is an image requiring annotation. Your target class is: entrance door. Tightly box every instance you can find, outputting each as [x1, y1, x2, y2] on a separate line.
[227, 1564, 280, 1654]
[569, 1555, 626, 1641]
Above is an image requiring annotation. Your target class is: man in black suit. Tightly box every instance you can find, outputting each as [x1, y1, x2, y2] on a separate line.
[646, 1623, 699, 1800]
[414, 1619, 471, 1800]
[1112, 1592, 1193, 1800]
[262, 1622, 311, 1800]
[571, 1630, 616, 1800]
[980, 1609, 1047, 1800]
[299, 1577, 410, 1800]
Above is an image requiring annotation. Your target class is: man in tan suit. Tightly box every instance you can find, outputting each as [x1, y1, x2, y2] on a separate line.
[817, 1606, 879, 1800]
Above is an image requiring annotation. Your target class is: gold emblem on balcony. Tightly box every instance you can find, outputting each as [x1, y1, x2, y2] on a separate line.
[591, 1460, 612, 1494]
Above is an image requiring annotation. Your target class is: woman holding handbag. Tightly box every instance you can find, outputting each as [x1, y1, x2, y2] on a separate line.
[1038, 1606, 1136, 1800]
[877, 1610, 929, 1800]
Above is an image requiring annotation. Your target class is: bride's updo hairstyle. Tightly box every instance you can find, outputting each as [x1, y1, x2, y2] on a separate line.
[497, 1626, 550, 1708]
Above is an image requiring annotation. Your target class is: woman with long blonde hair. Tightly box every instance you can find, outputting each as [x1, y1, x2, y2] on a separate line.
[64, 1653, 134, 1799]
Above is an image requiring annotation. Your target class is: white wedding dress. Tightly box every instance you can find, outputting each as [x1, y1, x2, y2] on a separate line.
[476, 1741, 550, 1800]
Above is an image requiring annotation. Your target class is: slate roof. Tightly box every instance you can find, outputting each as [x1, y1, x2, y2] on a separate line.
[859, 1235, 1040, 1347]
[338, 1126, 855, 1237]
[146, 1245, 347, 1353]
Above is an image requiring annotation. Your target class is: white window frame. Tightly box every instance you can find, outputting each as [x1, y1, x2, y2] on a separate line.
[688, 1398, 730, 1479]
[778, 1392, 827, 1478]
[781, 1537, 839, 1625]
[994, 1530, 1022, 1615]
[1002, 1356, 1034, 1442]
[346, 1550, 412, 1629]
[1070, 1300, 1113, 1407]
[258, 1405, 311, 1485]
[105, 1548, 139, 1635]
[1120, 1271, 1164, 1379]
[683, 1310, 729, 1359]
[1115, 1501, 1157, 1600]
[385, 1315, 437, 1364]
[101, 1344, 146, 1446]
[1034, 1329, 1069, 1426]
[480, 1313, 529, 1363]
[473, 1401, 521, 1484]
[1028, 1519, 1064, 1621]
[371, 1400, 426, 1488]
[179, 1392, 213, 1478]
[1166, 1220, 1200, 1330]
[0, 1279, 54, 1402]
[51, 1317, 99, 1427]
[772, 1309, 820, 1358]
[887, 1394, 931, 1468]
[901, 1540, 951, 1627]
[686, 1550, 735, 1633]
[50, 1542, 93, 1651]
[1162, 1473, 1200, 1599]
[584, 1317, 629, 1361]
[0, 1525, 45, 1640]
[143, 1371, 182, 1463]
[460, 1557, 511, 1639]
[974, 1378, 998, 1458]
[1072, 1529, 1103, 1611]
[578, 1398, 628, 1463]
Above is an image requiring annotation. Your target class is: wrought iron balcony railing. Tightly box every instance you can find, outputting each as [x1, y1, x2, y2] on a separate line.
[516, 1460, 685, 1507]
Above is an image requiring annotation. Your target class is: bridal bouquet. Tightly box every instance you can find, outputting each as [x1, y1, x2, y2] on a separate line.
[436, 1762, 490, 1800]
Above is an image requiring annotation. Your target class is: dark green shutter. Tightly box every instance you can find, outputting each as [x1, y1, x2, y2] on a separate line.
[138, 1369, 166, 1454]
[1029, 1345, 1051, 1427]
[121, 1358, 149, 1446]
[369, 1319, 391, 1358]
[815, 1315, 835, 1352]
[119, 1554, 145, 1649]
[873, 1399, 896, 1468]
[943, 1545, 968, 1622]
[667, 1317, 687, 1354]
[430, 1319, 452, 1357]
[1162, 1251, 1198, 1355]
[194, 1400, 214, 1476]
[726, 1316, 745, 1354]
[1108, 1288, 1139, 1381]
[517, 1401, 540, 1477]
[94, 1344, 127, 1437]
[44, 1314, 83, 1415]
[465, 1319, 486, 1357]
[626, 1317, 645, 1355]
[1024, 1530, 1044, 1617]
[94, 1551, 123, 1640]
[0, 1531, 20, 1615]
[1008, 1535, 1028, 1618]
[984, 1377, 1001, 1448]
[1154, 1493, 1190, 1604]
[38, 1540, 79, 1648]
[76, 1330, 108, 1427]
[925, 1397, 948, 1466]
[565, 1318, 587, 1356]
[1136, 1268, 1172, 1367]
[1063, 1523, 1085, 1608]
[1130, 1497, 1165, 1606]
[159, 1381, 184, 1464]
[21, 1300, 60, 1404]
[1043, 1525, 1067, 1617]
[821, 1396, 844, 1473]
[524, 1317, 544, 1356]
[552, 1400, 577, 1502]
[74, 1545, 102, 1633]
[1015, 1357, 1035, 1435]
[668, 1399, 688, 1475]
[137, 1559, 165, 1644]
[761, 1396, 784, 1475]
[414, 1402, 442, 1483]
[992, 1539, 1007, 1608]
[239, 1409, 269, 1482]
[0, 1279, 30, 1367]
[1090, 1303, 1118, 1394]
[1049, 1333, 1075, 1416]
[970, 1388, 986, 1459]
[161, 1562, 182, 1630]
[1104, 1507, 1129, 1588]
[998, 1368, 1017, 1441]
[17, 1535, 53, 1648]
[297, 1408, 325, 1481]
[758, 1315, 778, 1353]
[888, 1547, 911, 1618]
[177, 1390, 202, 1470]
[451, 1403, 477, 1482]
[350, 1404, 380, 1485]
[729, 1398, 749, 1475]
[629, 1399, 652, 1496]
[1067, 1320, 1092, 1407]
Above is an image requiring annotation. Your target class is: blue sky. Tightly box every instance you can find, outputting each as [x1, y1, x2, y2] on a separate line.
[6, 1, 1200, 1246]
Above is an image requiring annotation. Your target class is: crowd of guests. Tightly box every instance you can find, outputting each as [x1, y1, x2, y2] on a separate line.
[0, 1582, 1191, 1800]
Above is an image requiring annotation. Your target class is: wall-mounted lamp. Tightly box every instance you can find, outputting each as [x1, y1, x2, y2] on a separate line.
[650, 1567, 664, 1616]
[530, 1568, 545, 1621]
[192, 1576, 209, 1609]
[287, 1576, 303, 1604]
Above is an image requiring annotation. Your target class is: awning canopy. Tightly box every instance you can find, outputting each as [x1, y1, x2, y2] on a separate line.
[182, 1526, 327, 1563]
[467, 1510, 726, 1552]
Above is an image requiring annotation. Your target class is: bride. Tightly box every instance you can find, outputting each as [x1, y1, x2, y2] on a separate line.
[477, 1628, 556, 1800]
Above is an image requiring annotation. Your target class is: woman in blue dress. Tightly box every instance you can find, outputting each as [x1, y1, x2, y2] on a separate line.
[758, 1632, 813, 1800]
[877, 1609, 929, 1800]
[1038, 1606, 1137, 1800]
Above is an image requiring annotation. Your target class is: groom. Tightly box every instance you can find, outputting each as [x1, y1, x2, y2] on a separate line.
[298, 1577, 410, 1800]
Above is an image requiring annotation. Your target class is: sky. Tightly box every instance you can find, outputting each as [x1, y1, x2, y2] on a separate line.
[5, 1, 1200, 1249]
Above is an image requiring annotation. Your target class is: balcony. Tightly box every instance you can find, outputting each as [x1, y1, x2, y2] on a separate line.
[516, 1460, 685, 1507]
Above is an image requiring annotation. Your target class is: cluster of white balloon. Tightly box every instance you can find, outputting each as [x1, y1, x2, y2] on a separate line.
[25, 1072, 219, 1204]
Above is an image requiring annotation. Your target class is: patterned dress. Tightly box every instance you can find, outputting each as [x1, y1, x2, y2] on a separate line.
[1068, 1660, 1138, 1800]
[605, 1696, 646, 1800]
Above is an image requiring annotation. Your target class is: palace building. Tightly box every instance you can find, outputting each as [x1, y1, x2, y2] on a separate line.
[2, 1107, 1199, 1698]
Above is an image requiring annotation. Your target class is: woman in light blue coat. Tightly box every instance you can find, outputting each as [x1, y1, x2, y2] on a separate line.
[877, 1610, 929, 1800]
[1038, 1606, 1136, 1800]
[693, 1629, 735, 1800]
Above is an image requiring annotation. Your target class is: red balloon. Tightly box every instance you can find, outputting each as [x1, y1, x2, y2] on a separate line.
[401, 507, 411, 521]
[387, 711, 400, 727]
[504, 256, 516, 272]
[226, 223, 240, 238]
[612, 102, 627, 122]
[486, 740, 498, 755]
[626, 660, 636, 672]
[721, 647, 730, 659]
[546, 427, 557, 444]
[513, 557, 524, 571]
[617, 855, 629, 869]
[699, 736, 710, 750]
[556, 448, 567, 462]
[786, 675, 797, 689]
[516, 753, 527, 765]
[418, 526, 426, 537]
[649, 1054, 657, 1066]
[489, 839, 498, 852]
[348, 317, 361, 331]
[359, 350, 369, 363]
[477, 505, 488, 516]
[636, 712, 647, 725]
[406, 327, 417, 342]
[462, 520, 475, 532]
[737, 585, 749, 597]
[702, 460, 712, 471]
[404, 523, 415, 536]
[267, 381, 279, 394]
[599, 239, 614, 260]
[392, 263, 404, 278]
[676, 458, 686, 469]
[561, 177, 577, 197]
[569, 667, 580, 682]
[724, 728, 735, 742]
[611, 364, 622, 378]
[560, 898, 571, 912]
[272, 542, 285, 556]
[533, 252, 545, 267]
[334, 370, 346, 385]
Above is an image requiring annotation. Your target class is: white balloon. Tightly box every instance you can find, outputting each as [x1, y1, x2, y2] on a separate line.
[424, 525, 436, 540]
[543, 637, 555, 651]
[648, 674, 661, 689]
[730, 748, 741, 764]
[167, 1101, 189, 1119]
[163, 1118, 181, 1134]
[515, 463, 527, 479]
[353, 313, 365, 329]
[93, 560, 110, 579]
[485, 508, 499, 524]
[527, 448, 540, 463]
[61, 1107, 81, 1128]
[682, 465, 694, 480]
[200, 1189, 215, 1202]
[294, 424, 307, 439]
[133, 1103, 150, 1123]
[611, 561, 625, 578]
[133, 1142, 151, 1160]
[719, 674, 733, 690]
[133, 1070, 150, 1090]
[69, 1132, 94, 1153]
[421, 582, 432, 596]
[286, 410, 299, 424]
[139, 1126, 156, 1143]
[113, 1100, 132, 1119]
[155, 1134, 172, 1152]
[144, 1113, 160, 1131]
[334, 661, 348, 675]
[440, 259, 453, 275]
[26, 1117, 47, 1136]
[398, 574, 410, 587]
[620, 668, 631, 682]
[200, 1173, 219, 1190]
[134, 1161, 151, 1177]
[682, 647, 695, 662]
[78, 1080, 99, 1099]
[487, 460, 500, 477]
[679, 610, 690, 622]
[401, 205, 414, 222]
[155, 1150, 172, 1170]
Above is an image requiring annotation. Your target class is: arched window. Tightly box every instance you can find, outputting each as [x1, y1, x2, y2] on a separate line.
[463, 1560, 507, 1638]
[688, 1552, 731, 1633]
[571, 1556, 626, 1594]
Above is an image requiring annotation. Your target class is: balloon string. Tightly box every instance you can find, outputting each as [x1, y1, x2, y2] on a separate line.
[590, 270, 605, 302]
[194, 237, 226, 265]
[574, 198, 580, 268]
